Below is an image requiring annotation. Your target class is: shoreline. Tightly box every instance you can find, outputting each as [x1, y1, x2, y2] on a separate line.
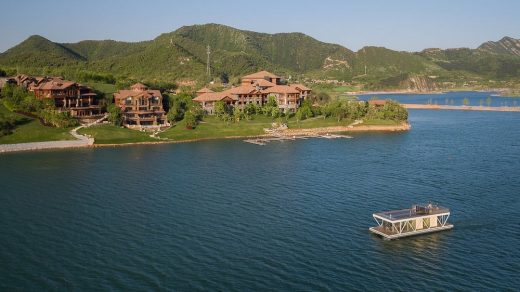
[343, 90, 444, 95]
[403, 104, 520, 112]
[0, 123, 411, 153]
[85, 123, 412, 148]
[342, 89, 503, 96]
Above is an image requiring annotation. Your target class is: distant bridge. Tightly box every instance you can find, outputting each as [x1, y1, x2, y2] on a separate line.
[403, 104, 520, 112]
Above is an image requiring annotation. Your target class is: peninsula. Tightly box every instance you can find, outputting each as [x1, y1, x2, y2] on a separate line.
[0, 70, 409, 152]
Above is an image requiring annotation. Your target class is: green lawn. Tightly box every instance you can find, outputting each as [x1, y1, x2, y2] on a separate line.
[75, 115, 403, 145]
[161, 115, 362, 141]
[361, 119, 401, 125]
[78, 124, 158, 144]
[286, 115, 353, 128]
[160, 116, 274, 141]
[84, 82, 117, 96]
[0, 103, 73, 144]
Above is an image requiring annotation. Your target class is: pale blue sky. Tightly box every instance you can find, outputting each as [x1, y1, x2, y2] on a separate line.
[1, 0, 519, 53]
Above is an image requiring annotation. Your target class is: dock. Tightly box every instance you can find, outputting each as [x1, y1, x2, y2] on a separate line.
[243, 134, 352, 145]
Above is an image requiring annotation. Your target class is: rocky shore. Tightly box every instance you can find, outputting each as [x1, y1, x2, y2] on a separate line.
[272, 123, 411, 137]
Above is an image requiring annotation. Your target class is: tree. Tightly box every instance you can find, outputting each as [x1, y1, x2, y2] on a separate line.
[314, 91, 331, 104]
[266, 95, 278, 108]
[0, 83, 15, 99]
[39, 109, 79, 128]
[233, 107, 242, 123]
[296, 102, 313, 122]
[184, 110, 198, 129]
[214, 101, 227, 117]
[219, 72, 229, 84]
[0, 114, 16, 136]
[167, 105, 183, 123]
[107, 104, 123, 126]
[244, 103, 258, 116]
[261, 95, 279, 117]
[295, 108, 303, 124]
[270, 107, 281, 118]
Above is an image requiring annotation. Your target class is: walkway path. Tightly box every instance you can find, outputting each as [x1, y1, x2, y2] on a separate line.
[0, 114, 107, 154]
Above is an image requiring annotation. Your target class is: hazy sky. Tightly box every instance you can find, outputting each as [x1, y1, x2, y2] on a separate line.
[2, 0, 519, 53]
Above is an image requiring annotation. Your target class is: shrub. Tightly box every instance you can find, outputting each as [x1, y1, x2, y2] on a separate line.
[107, 104, 123, 126]
[39, 108, 79, 128]
[0, 114, 16, 136]
[184, 110, 197, 129]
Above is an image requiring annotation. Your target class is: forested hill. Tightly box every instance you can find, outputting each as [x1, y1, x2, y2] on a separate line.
[1, 23, 519, 89]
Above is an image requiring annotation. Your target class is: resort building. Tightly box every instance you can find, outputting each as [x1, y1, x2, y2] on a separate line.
[113, 83, 168, 130]
[193, 70, 312, 114]
[291, 83, 312, 101]
[193, 91, 236, 114]
[14, 75, 102, 118]
[241, 70, 281, 86]
[266, 85, 301, 112]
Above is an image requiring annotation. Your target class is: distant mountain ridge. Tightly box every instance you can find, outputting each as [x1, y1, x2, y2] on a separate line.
[0, 23, 519, 89]
[478, 36, 520, 57]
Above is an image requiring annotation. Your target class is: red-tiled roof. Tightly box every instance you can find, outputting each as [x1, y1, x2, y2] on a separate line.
[130, 83, 148, 91]
[291, 83, 311, 91]
[368, 100, 386, 106]
[242, 70, 280, 80]
[264, 85, 300, 94]
[114, 89, 161, 102]
[193, 92, 236, 102]
[223, 85, 261, 95]
[196, 87, 214, 94]
[32, 78, 76, 90]
[254, 79, 276, 87]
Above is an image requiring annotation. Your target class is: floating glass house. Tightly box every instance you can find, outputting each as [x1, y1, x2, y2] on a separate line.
[370, 203, 453, 240]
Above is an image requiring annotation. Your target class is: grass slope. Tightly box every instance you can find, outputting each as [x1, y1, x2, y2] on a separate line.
[78, 125, 158, 144]
[160, 116, 272, 140]
[0, 103, 73, 144]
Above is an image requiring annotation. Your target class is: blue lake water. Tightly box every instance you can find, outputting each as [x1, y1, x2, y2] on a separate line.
[355, 91, 520, 107]
[1, 109, 519, 290]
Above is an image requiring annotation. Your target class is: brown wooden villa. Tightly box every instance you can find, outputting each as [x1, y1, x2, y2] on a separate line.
[113, 83, 168, 130]
[14, 75, 102, 118]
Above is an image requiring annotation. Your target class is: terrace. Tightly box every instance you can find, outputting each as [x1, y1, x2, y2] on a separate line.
[374, 204, 450, 222]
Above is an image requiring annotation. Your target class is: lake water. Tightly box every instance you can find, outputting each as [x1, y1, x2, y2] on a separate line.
[1, 109, 519, 290]
[355, 91, 520, 107]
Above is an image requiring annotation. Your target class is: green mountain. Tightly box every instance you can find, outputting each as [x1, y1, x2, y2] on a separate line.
[419, 46, 520, 79]
[1, 24, 519, 89]
[0, 35, 85, 67]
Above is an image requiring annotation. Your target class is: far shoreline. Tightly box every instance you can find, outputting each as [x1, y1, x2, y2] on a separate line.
[342, 89, 504, 96]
